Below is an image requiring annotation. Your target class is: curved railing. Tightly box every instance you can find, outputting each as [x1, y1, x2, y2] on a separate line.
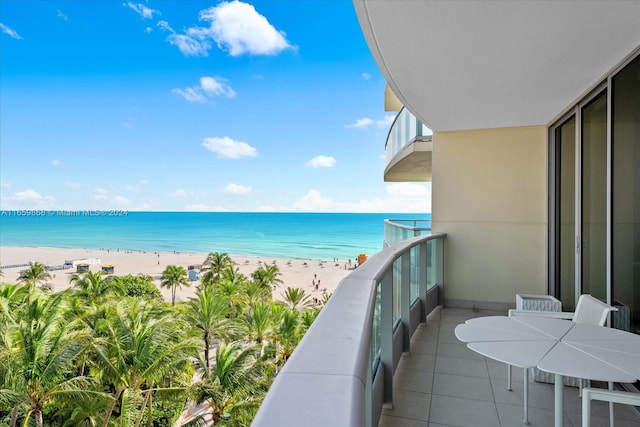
[385, 107, 432, 163]
[384, 218, 431, 247]
[251, 233, 445, 427]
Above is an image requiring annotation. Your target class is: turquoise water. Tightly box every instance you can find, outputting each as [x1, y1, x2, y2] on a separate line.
[0, 212, 430, 260]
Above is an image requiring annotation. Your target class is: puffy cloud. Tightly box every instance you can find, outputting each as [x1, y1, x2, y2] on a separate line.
[345, 118, 373, 129]
[160, 1, 294, 57]
[386, 182, 429, 198]
[51, 159, 63, 167]
[173, 76, 235, 103]
[202, 136, 257, 159]
[222, 183, 252, 195]
[0, 23, 22, 40]
[200, 1, 295, 56]
[305, 155, 336, 169]
[292, 189, 335, 212]
[124, 2, 158, 19]
[290, 185, 431, 213]
[14, 189, 43, 201]
[0, 188, 56, 209]
[345, 115, 395, 129]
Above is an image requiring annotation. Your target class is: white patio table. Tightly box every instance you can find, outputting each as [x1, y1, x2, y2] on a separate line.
[454, 316, 640, 427]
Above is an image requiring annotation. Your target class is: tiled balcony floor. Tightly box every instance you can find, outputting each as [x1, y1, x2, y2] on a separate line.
[379, 307, 640, 427]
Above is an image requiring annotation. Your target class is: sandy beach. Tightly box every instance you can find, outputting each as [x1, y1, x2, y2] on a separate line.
[0, 246, 355, 303]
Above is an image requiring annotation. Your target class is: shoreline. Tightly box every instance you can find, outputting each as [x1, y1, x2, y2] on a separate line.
[0, 245, 356, 304]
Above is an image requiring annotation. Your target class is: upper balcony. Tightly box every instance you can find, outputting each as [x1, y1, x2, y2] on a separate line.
[384, 107, 432, 182]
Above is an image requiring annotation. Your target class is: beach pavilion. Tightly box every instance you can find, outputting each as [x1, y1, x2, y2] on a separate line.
[252, 2, 640, 426]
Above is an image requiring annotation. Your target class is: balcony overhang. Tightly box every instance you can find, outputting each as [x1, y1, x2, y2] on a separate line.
[354, 1, 640, 132]
[384, 136, 432, 182]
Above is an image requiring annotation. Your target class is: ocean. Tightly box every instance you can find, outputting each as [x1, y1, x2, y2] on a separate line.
[0, 211, 430, 260]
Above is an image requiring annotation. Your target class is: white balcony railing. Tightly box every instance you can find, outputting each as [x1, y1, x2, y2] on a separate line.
[385, 107, 431, 164]
[251, 233, 445, 427]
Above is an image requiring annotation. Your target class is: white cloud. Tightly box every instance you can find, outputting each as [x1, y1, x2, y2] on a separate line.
[305, 155, 336, 169]
[124, 2, 158, 19]
[51, 159, 63, 167]
[157, 20, 173, 32]
[167, 34, 211, 56]
[377, 115, 395, 128]
[0, 23, 22, 40]
[160, 1, 295, 57]
[289, 185, 431, 213]
[14, 189, 43, 201]
[386, 182, 429, 199]
[144, 26, 153, 34]
[173, 76, 235, 103]
[57, 9, 69, 21]
[200, 1, 295, 56]
[345, 118, 373, 129]
[292, 189, 335, 211]
[362, 72, 371, 80]
[222, 183, 252, 195]
[345, 115, 395, 129]
[0, 188, 56, 209]
[172, 87, 206, 103]
[202, 136, 257, 159]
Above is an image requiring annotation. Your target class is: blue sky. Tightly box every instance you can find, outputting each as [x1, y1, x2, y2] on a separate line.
[0, 0, 431, 213]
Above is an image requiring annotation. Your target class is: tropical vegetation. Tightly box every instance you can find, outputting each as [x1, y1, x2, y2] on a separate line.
[0, 252, 328, 426]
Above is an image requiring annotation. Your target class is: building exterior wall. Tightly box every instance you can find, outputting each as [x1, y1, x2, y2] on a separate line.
[431, 126, 547, 304]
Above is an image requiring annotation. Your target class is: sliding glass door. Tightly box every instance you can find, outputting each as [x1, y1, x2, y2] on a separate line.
[551, 52, 639, 331]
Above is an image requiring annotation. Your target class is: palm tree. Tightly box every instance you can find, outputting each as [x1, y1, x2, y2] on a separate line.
[70, 270, 124, 301]
[251, 264, 283, 292]
[0, 288, 101, 427]
[185, 285, 233, 370]
[17, 261, 51, 287]
[201, 252, 233, 286]
[94, 299, 197, 427]
[0, 283, 30, 322]
[242, 280, 272, 309]
[190, 342, 268, 425]
[160, 265, 190, 306]
[240, 301, 280, 346]
[280, 287, 313, 311]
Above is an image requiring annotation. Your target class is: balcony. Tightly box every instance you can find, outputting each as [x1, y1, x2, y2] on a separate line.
[251, 232, 640, 427]
[384, 218, 431, 247]
[384, 107, 432, 182]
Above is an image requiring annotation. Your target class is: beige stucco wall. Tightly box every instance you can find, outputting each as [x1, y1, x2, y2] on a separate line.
[431, 126, 548, 304]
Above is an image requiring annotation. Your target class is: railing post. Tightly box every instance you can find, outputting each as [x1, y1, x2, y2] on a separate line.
[436, 236, 445, 306]
[365, 333, 373, 427]
[380, 271, 394, 408]
[419, 242, 428, 323]
[401, 251, 411, 354]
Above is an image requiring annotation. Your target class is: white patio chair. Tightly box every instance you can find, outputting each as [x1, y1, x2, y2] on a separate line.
[582, 386, 640, 427]
[507, 294, 618, 424]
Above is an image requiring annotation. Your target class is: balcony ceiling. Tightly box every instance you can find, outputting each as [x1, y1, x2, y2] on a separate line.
[354, 1, 640, 132]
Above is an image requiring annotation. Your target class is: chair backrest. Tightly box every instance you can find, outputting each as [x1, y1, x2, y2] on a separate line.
[572, 294, 618, 326]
